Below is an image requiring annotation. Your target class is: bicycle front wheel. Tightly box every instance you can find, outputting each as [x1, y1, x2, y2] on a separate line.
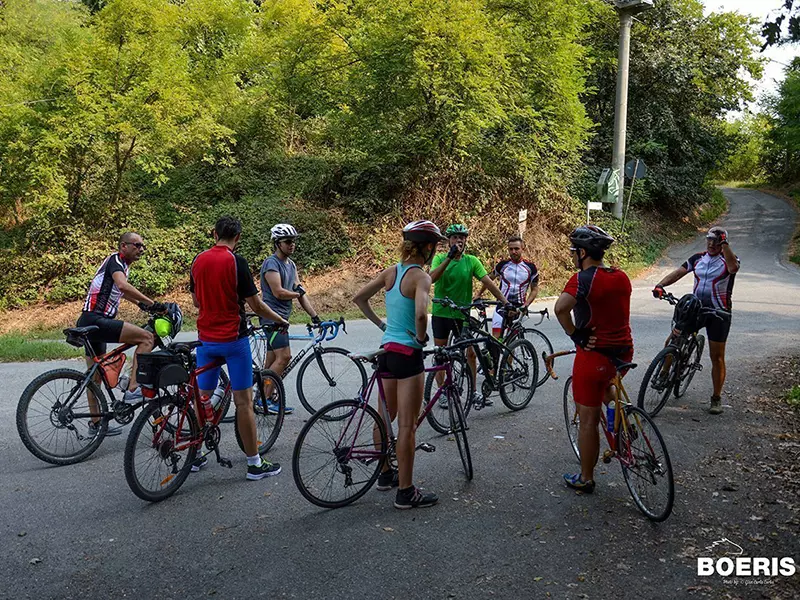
[124, 399, 199, 502]
[448, 391, 473, 480]
[235, 369, 285, 454]
[675, 335, 704, 398]
[562, 376, 581, 462]
[423, 352, 474, 435]
[637, 347, 679, 417]
[292, 399, 386, 509]
[498, 339, 538, 410]
[296, 347, 368, 416]
[619, 406, 675, 522]
[17, 369, 109, 465]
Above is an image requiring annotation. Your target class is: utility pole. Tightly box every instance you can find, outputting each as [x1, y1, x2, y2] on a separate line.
[610, 1, 653, 218]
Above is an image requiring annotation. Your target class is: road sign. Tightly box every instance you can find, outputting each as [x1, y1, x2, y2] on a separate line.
[625, 159, 647, 180]
[518, 209, 528, 236]
[597, 168, 620, 203]
[588, 201, 603, 211]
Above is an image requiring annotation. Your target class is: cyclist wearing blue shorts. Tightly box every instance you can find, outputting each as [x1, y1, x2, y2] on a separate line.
[190, 216, 289, 480]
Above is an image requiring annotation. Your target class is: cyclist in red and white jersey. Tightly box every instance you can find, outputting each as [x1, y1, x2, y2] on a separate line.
[653, 226, 739, 414]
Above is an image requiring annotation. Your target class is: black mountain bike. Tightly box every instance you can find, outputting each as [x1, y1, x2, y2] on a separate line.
[637, 292, 731, 417]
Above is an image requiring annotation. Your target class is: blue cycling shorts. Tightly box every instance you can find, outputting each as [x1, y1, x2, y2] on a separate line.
[196, 337, 253, 392]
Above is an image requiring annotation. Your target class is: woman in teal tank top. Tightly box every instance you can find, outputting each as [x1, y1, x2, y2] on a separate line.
[353, 221, 446, 510]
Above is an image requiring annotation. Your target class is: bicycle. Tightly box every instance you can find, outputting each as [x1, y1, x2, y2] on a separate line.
[499, 305, 553, 388]
[14, 306, 213, 465]
[546, 349, 674, 521]
[423, 298, 538, 434]
[292, 342, 474, 509]
[123, 341, 286, 502]
[637, 292, 731, 417]
[245, 314, 367, 418]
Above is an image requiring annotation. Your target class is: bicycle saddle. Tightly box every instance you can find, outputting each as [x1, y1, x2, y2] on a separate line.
[615, 361, 637, 372]
[169, 340, 203, 353]
[63, 326, 99, 337]
[348, 349, 386, 363]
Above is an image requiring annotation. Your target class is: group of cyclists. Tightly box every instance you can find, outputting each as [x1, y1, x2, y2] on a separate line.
[76, 214, 737, 510]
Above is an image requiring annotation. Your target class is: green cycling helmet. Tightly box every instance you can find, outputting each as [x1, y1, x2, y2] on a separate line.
[445, 224, 469, 237]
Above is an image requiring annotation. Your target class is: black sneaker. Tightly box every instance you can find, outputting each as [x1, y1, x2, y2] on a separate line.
[247, 459, 282, 481]
[394, 486, 438, 509]
[377, 469, 399, 491]
[190, 455, 208, 473]
[87, 421, 122, 437]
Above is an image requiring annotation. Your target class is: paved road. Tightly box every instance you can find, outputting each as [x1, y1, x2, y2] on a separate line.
[1, 188, 798, 599]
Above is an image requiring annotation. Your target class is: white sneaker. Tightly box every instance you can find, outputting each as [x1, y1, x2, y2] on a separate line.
[123, 387, 143, 404]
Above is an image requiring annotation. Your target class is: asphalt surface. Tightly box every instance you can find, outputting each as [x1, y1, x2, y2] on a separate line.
[1, 188, 798, 600]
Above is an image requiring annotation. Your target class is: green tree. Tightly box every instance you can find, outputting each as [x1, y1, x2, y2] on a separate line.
[763, 58, 800, 182]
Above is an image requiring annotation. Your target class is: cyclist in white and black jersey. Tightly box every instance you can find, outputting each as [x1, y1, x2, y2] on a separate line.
[478, 236, 540, 337]
[653, 226, 740, 414]
[76, 232, 165, 431]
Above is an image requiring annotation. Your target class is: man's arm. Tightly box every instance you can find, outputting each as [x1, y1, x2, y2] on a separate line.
[294, 276, 319, 320]
[353, 270, 389, 330]
[429, 254, 449, 283]
[524, 283, 539, 308]
[113, 271, 156, 306]
[479, 275, 509, 304]
[245, 295, 289, 325]
[721, 243, 739, 274]
[265, 271, 301, 301]
[656, 266, 689, 289]
[555, 291, 596, 349]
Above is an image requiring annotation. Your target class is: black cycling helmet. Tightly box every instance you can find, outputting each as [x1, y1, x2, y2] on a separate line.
[569, 225, 615, 253]
[672, 294, 702, 333]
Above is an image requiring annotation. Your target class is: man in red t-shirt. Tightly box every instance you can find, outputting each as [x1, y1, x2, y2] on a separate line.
[554, 225, 633, 494]
[190, 216, 289, 480]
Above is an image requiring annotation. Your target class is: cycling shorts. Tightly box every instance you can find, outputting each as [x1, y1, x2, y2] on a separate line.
[571, 347, 633, 408]
[76, 311, 124, 356]
[196, 337, 253, 392]
[266, 330, 290, 351]
[431, 316, 464, 341]
[704, 313, 731, 343]
[378, 346, 424, 380]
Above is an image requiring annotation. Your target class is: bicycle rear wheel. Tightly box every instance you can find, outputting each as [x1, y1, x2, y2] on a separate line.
[448, 391, 473, 480]
[235, 369, 285, 454]
[637, 347, 679, 417]
[124, 399, 198, 502]
[562, 376, 581, 462]
[498, 338, 538, 410]
[618, 405, 674, 522]
[516, 328, 553, 388]
[292, 399, 386, 508]
[423, 352, 474, 435]
[17, 369, 108, 465]
[675, 335, 704, 398]
[296, 347, 368, 416]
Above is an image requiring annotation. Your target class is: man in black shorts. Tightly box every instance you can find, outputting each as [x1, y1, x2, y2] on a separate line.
[77, 232, 165, 433]
[653, 226, 740, 414]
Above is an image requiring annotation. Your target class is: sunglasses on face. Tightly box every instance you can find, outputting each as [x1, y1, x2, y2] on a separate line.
[124, 242, 146, 250]
[279, 239, 297, 245]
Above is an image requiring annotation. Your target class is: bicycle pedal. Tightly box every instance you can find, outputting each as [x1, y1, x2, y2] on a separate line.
[217, 457, 233, 469]
[601, 450, 614, 464]
[416, 443, 436, 453]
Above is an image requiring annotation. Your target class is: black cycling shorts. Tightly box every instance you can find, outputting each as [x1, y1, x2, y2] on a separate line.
[431, 316, 464, 341]
[704, 312, 731, 343]
[76, 311, 124, 356]
[378, 347, 424, 380]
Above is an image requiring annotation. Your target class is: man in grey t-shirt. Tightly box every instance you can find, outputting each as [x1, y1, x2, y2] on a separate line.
[259, 224, 320, 413]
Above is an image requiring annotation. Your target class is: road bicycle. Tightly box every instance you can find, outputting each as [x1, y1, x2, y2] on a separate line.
[498, 305, 553, 388]
[292, 342, 474, 509]
[546, 349, 674, 521]
[245, 314, 367, 418]
[423, 298, 538, 434]
[123, 341, 285, 502]
[15, 306, 210, 465]
[637, 292, 731, 417]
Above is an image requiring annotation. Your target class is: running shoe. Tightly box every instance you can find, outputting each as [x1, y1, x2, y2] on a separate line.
[563, 473, 595, 494]
[377, 468, 399, 491]
[190, 455, 208, 473]
[247, 459, 282, 480]
[394, 486, 438, 509]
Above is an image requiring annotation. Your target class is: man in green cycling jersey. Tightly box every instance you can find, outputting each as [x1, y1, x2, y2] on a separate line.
[430, 224, 510, 407]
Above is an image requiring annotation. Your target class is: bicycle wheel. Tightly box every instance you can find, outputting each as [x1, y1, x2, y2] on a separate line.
[17, 369, 109, 465]
[618, 405, 675, 522]
[217, 369, 235, 423]
[423, 352, 474, 435]
[637, 347, 680, 417]
[235, 369, 285, 454]
[562, 376, 581, 462]
[124, 399, 198, 502]
[296, 347, 368, 416]
[293, 399, 386, 509]
[674, 335, 704, 398]
[448, 390, 473, 480]
[516, 328, 553, 388]
[498, 338, 538, 410]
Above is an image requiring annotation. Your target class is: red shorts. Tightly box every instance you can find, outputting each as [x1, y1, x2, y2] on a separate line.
[571, 347, 633, 408]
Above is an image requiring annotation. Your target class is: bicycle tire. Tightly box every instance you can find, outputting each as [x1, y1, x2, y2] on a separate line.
[292, 399, 386, 509]
[17, 368, 109, 465]
[674, 334, 704, 398]
[218, 370, 235, 423]
[423, 352, 474, 435]
[448, 391, 473, 480]
[124, 399, 198, 502]
[296, 347, 368, 416]
[562, 376, 581, 462]
[498, 338, 538, 411]
[618, 405, 675, 522]
[511, 328, 553, 388]
[637, 347, 680, 417]
[235, 369, 285, 454]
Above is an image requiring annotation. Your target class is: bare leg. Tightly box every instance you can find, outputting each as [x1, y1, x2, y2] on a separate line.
[395, 373, 424, 489]
[376, 377, 398, 473]
[233, 388, 258, 456]
[709, 341, 726, 397]
[577, 403, 602, 482]
[119, 323, 154, 390]
[262, 347, 290, 399]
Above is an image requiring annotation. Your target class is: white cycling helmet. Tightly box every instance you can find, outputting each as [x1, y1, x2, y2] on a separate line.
[271, 223, 299, 241]
[402, 220, 447, 243]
